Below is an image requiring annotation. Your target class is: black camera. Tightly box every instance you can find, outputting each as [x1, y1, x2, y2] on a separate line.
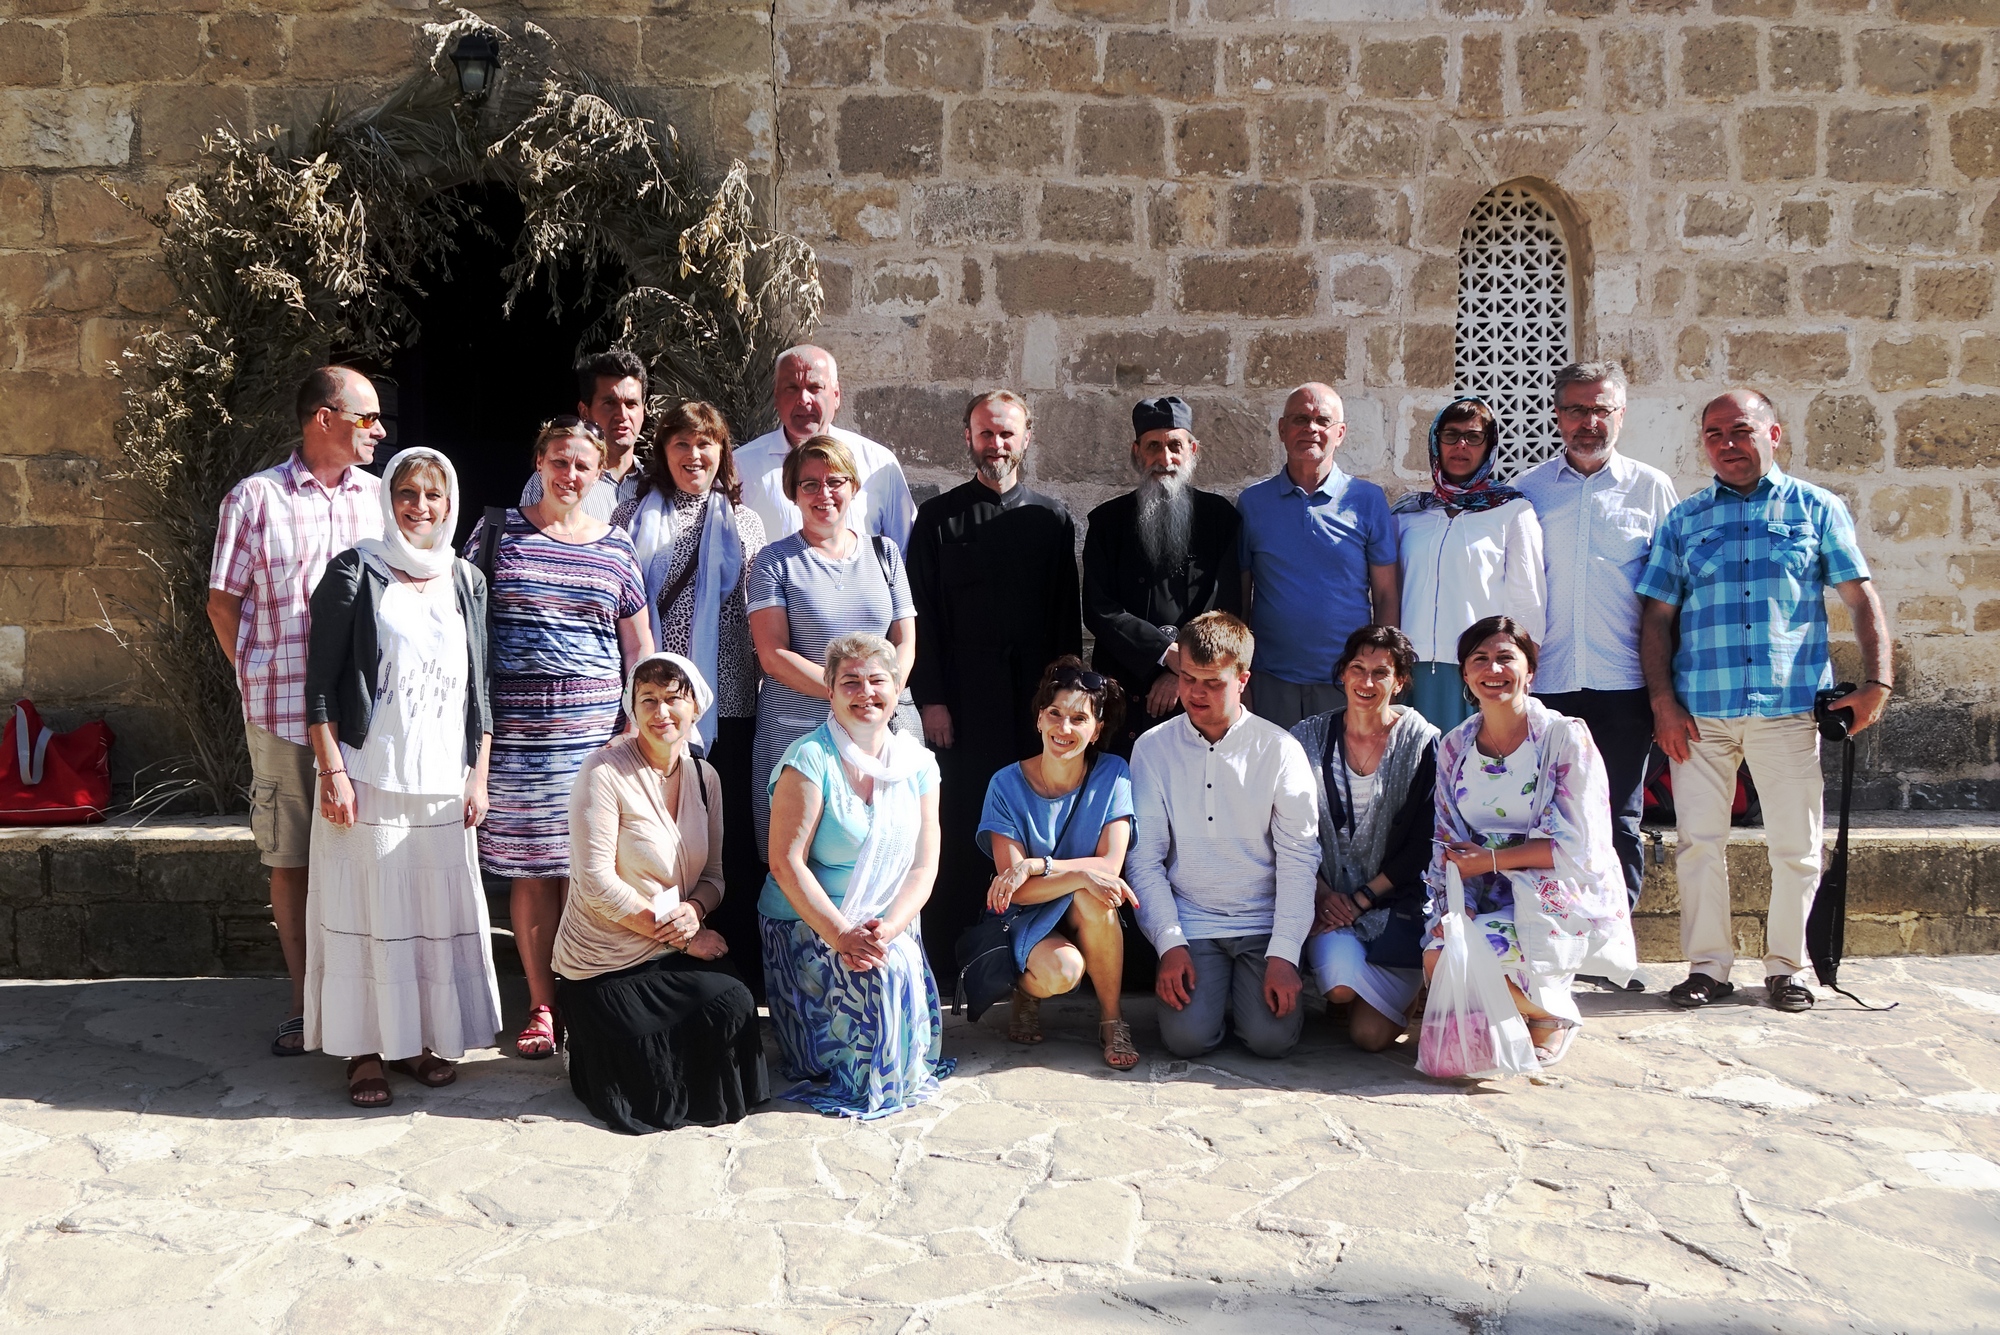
[1814, 683, 1858, 742]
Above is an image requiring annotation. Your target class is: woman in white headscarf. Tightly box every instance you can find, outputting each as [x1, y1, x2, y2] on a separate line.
[552, 652, 769, 1133]
[302, 447, 502, 1109]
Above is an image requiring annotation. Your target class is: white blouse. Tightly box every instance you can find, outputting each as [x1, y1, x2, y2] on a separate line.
[341, 576, 468, 795]
[1396, 497, 1547, 663]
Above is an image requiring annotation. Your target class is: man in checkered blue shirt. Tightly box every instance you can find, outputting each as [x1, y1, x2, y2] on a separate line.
[1636, 390, 1892, 1015]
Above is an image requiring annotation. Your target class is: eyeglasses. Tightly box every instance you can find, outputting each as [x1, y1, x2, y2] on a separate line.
[796, 476, 852, 496]
[1556, 404, 1621, 422]
[325, 408, 383, 429]
[1436, 429, 1488, 447]
[1049, 666, 1107, 693]
[540, 415, 604, 439]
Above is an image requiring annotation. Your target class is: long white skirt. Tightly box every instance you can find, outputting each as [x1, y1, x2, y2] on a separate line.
[304, 780, 503, 1061]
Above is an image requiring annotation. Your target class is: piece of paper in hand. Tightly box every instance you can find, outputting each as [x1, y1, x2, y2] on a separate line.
[650, 888, 678, 921]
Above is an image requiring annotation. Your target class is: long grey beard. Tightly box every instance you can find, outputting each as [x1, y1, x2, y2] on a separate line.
[1134, 471, 1195, 571]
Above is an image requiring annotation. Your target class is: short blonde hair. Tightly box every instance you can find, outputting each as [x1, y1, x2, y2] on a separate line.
[782, 433, 859, 501]
[532, 420, 608, 468]
[1179, 610, 1254, 672]
[824, 631, 900, 691]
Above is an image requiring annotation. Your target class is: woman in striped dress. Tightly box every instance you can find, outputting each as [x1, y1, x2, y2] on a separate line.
[468, 418, 652, 1059]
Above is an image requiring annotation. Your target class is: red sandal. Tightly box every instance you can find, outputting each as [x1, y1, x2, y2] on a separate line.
[514, 1005, 561, 1059]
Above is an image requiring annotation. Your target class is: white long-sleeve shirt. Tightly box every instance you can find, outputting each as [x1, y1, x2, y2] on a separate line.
[1396, 496, 1547, 663]
[1127, 709, 1320, 966]
[734, 425, 916, 551]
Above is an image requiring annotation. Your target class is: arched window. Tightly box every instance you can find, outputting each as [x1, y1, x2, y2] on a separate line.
[1455, 184, 1575, 478]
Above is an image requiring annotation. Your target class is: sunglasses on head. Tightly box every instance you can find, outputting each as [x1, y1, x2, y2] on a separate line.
[541, 414, 604, 439]
[1050, 666, 1108, 694]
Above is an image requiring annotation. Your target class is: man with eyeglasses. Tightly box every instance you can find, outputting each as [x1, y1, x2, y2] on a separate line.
[207, 365, 385, 1058]
[904, 390, 1082, 972]
[519, 348, 649, 521]
[1515, 362, 1678, 930]
[734, 345, 915, 550]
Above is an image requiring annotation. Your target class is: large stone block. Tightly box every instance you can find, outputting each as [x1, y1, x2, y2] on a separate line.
[1683, 193, 1753, 240]
[1517, 31, 1587, 113]
[836, 94, 943, 178]
[0, 174, 45, 248]
[1805, 394, 1883, 471]
[1913, 264, 1993, 320]
[1801, 263, 1899, 319]
[1896, 394, 2000, 468]
[1776, 198, 1832, 249]
[1852, 192, 1961, 251]
[1076, 103, 1163, 177]
[1739, 106, 1817, 182]
[0, 91, 135, 169]
[864, 260, 946, 313]
[1457, 32, 1504, 120]
[1965, 332, 2000, 386]
[1030, 392, 1143, 485]
[1244, 328, 1345, 388]
[1680, 24, 1759, 100]
[1601, 30, 1664, 111]
[1069, 330, 1228, 389]
[0, 18, 65, 87]
[0, 372, 118, 456]
[86, 902, 218, 976]
[1331, 261, 1394, 310]
[1950, 109, 2000, 180]
[0, 847, 45, 909]
[915, 183, 1024, 244]
[1828, 109, 1930, 184]
[1357, 37, 1445, 100]
[1653, 120, 1729, 180]
[1695, 261, 1787, 317]
[1257, 100, 1326, 178]
[1725, 332, 1849, 384]
[1173, 393, 1273, 483]
[1312, 184, 1392, 242]
[1103, 32, 1217, 101]
[990, 26, 1098, 93]
[949, 101, 1063, 173]
[1770, 25, 1841, 91]
[779, 23, 880, 87]
[958, 0, 1034, 18]
[50, 177, 153, 249]
[1870, 484, 1955, 540]
[24, 626, 129, 700]
[783, 184, 903, 244]
[1329, 108, 1421, 179]
[138, 847, 268, 905]
[1894, 0, 2000, 20]
[201, 13, 287, 82]
[1858, 30, 1982, 96]
[532, 19, 641, 82]
[14, 903, 84, 976]
[884, 23, 983, 93]
[1172, 109, 1249, 178]
[1223, 34, 1348, 92]
[288, 15, 415, 84]
[1870, 336, 1951, 392]
[1226, 184, 1301, 247]
[1052, 0, 1170, 19]
[638, 13, 770, 84]
[1146, 182, 1218, 250]
[66, 14, 202, 84]
[996, 253, 1153, 317]
[926, 322, 1013, 381]
[0, 526, 94, 569]
[220, 910, 287, 975]
[135, 85, 251, 167]
[846, 386, 966, 469]
[777, 96, 829, 172]
[1177, 254, 1315, 318]
[1038, 184, 1134, 244]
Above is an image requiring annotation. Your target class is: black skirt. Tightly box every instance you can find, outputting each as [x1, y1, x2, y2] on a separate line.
[556, 952, 770, 1135]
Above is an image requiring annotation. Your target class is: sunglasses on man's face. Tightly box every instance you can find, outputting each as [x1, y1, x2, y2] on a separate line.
[326, 408, 383, 429]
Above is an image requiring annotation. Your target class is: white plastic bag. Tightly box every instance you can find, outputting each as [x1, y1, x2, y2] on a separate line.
[1418, 864, 1539, 1079]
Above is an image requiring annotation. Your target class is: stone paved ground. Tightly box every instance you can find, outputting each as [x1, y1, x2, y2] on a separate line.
[3, 959, 2000, 1334]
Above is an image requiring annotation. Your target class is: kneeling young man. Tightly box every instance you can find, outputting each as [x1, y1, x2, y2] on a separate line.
[1129, 612, 1320, 1058]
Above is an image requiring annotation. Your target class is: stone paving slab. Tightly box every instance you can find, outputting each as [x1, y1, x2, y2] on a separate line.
[3, 960, 2000, 1332]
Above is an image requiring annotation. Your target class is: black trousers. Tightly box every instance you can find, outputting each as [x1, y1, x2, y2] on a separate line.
[1536, 687, 1653, 909]
[706, 715, 768, 1000]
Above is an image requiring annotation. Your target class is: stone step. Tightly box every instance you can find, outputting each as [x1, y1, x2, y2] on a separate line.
[1, 813, 1996, 978]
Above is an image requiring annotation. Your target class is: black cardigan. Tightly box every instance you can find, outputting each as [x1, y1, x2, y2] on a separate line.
[303, 549, 492, 768]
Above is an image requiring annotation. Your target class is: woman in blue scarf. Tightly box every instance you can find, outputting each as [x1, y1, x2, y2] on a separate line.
[1391, 397, 1547, 730]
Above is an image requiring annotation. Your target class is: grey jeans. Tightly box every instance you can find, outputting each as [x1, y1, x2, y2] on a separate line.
[1249, 677, 1347, 733]
[1155, 934, 1304, 1060]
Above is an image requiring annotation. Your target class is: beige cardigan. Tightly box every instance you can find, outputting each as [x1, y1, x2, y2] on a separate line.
[551, 736, 725, 981]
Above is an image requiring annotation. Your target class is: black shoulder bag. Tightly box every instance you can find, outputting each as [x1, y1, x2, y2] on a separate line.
[952, 761, 1093, 1021]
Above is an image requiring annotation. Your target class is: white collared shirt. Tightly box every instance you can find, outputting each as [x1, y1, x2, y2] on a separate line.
[734, 425, 916, 551]
[1515, 450, 1679, 693]
[1395, 496, 1547, 664]
[1126, 708, 1320, 966]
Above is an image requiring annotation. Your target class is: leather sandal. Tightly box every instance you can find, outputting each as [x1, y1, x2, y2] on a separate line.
[1766, 974, 1815, 1013]
[1099, 1018, 1139, 1071]
[387, 1053, 457, 1087]
[515, 1005, 560, 1059]
[346, 1056, 392, 1108]
[1006, 989, 1044, 1044]
[1667, 972, 1735, 1009]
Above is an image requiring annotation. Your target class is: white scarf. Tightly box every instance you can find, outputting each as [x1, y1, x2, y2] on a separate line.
[357, 447, 458, 581]
[627, 485, 743, 746]
[827, 716, 932, 925]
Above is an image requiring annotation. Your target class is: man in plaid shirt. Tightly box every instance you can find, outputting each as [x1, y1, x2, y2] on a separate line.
[1636, 390, 1892, 1014]
[207, 366, 384, 1055]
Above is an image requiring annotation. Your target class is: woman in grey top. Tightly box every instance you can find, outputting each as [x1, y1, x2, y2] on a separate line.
[746, 434, 919, 854]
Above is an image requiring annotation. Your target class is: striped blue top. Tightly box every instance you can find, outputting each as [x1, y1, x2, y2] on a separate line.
[1634, 468, 1869, 720]
[465, 510, 646, 680]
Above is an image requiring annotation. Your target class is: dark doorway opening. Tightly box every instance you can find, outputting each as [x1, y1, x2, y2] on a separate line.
[377, 183, 622, 543]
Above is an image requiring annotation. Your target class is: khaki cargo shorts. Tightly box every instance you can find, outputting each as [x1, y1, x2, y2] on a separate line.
[245, 723, 314, 869]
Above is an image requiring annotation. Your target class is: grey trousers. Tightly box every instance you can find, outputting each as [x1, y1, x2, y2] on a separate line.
[1249, 677, 1347, 733]
[1155, 934, 1304, 1060]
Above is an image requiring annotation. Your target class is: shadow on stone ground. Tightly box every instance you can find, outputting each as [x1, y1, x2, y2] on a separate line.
[2, 959, 1999, 1332]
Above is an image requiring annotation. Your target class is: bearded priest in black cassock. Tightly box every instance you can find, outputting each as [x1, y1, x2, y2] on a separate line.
[906, 389, 1083, 979]
[1081, 396, 1243, 755]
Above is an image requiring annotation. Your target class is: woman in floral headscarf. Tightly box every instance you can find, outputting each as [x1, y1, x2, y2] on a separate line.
[1392, 397, 1547, 730]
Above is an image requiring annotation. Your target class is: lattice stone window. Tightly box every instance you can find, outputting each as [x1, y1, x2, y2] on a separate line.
[1455, 185, 1575, 478]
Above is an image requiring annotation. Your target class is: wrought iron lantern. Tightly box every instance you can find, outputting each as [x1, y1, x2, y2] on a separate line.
[449, 32, 501, 102]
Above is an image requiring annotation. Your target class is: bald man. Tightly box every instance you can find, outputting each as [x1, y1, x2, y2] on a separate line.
[1637, 390, 1890, 1015]
[1234, 384, 1400, 730]
[734, 345, 916, 550]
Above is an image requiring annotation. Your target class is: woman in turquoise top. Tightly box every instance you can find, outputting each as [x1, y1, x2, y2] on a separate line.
[977, 658, 1138, 1069]
[760, 631, 951, 1118]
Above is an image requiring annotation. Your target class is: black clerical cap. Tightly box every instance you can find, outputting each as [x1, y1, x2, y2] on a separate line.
[1132, 395, 1194, 437]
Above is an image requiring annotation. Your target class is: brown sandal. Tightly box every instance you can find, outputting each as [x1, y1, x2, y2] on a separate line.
[1006, 988, 1044, 1044]
[346, 1056, 392, 1108]
[387, 1053, 457, 1087]
[1099, 1018, 1139, 1071]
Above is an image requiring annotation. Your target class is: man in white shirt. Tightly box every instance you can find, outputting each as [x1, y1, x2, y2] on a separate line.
[1128, 611, 1321, 1059]
[734, 345, 916, 549]
[519, 348, 649, 520]
[1516, 361, 1679, 914]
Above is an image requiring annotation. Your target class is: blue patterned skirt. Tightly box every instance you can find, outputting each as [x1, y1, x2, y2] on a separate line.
[758, 914, 955, 1119]
[479, 674, 622, 879]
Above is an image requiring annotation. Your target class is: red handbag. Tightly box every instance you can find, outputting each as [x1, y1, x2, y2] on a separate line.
[0, 699, 114, 825]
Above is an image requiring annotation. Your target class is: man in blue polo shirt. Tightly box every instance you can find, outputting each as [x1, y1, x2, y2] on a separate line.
[1637, 390, 1891, 1014]
[1235, 383, 1399, 730]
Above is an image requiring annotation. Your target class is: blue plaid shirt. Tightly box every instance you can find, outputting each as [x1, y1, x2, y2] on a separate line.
[1635, 467, 1869, 719]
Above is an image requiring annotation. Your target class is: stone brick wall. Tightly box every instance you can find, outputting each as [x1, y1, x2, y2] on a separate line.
[2, 0, 1999, 806]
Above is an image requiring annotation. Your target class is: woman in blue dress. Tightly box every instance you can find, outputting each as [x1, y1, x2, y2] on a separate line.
[978, 658, 1139, 1070]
